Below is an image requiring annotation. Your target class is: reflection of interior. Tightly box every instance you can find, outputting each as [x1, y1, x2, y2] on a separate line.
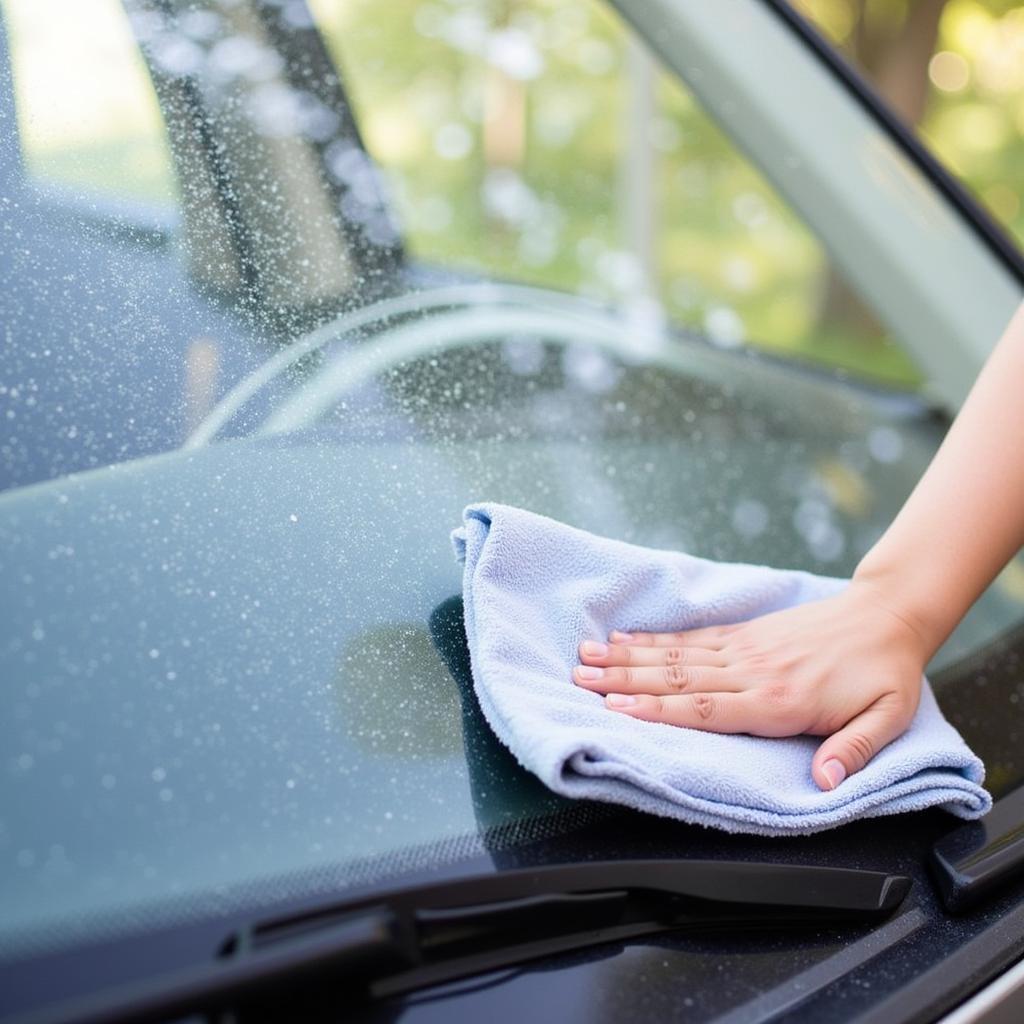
[334, 604, 578, 844]
[333, 623, 463, 758]
[3, 0, 405, 311]
[124, 0, 402, 308]
[183, 336, 221, 433]
[2, 0, 407, 341]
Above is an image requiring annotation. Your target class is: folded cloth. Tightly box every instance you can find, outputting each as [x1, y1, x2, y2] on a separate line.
[451, 502, 991, 836]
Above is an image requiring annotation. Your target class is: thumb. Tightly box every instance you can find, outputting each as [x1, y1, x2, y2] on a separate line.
[812, 694, 911, 792]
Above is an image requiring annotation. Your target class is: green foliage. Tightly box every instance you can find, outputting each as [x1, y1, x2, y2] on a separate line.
[925, 2, 1024, 243]
[318, 0, 918, 386]
[794, 0, 1024, 245]
[11, 0, 1001, 390]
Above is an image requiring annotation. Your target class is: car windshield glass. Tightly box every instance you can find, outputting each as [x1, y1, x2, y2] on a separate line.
[1, 0, 1023, 962]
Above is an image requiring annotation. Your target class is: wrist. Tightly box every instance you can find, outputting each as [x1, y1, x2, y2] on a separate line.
[848, 562, 950, 663]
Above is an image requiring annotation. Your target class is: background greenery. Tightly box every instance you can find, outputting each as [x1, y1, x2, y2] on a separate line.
[310, 0, 928, 384]
[793, 0, 1024, 248]
[4, 0, 1021, 388]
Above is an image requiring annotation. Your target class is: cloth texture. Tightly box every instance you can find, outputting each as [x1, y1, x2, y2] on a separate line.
[451, 502, 991, 836]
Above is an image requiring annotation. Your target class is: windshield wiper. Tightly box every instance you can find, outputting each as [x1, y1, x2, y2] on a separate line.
[931, 782, 1024, 911]
[16, 859, 911, 1024]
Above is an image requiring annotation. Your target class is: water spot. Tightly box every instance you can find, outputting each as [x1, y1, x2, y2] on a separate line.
[562, 345, 620, 394]
[805, 521, 846, 562]
[434, 122, 473, 161]
[501, 335, 545, 376]
[868, 426, 904, 464]
[704, 306, 746, 349]
[482, 168, 539, 226]
[596, 249, 642, 293]
[731, 499, 769, 540]
[486, 27, 543, 80]
[151, 34, 204, 77]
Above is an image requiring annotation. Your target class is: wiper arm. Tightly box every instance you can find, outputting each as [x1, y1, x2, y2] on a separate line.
[18, 859, 911, 1024]
[931, 782, 1024, 911]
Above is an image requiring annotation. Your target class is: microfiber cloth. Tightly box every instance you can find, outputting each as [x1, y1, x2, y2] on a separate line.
[451, 502, 991, 836]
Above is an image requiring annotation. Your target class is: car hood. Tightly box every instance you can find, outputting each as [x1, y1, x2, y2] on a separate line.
[0, 434, 588, 954]
[0, 382, 979, 957]
[5, 425, 1024, 1024]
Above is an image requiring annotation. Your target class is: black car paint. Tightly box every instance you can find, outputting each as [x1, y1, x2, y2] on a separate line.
[6, 757, 1024, 1023]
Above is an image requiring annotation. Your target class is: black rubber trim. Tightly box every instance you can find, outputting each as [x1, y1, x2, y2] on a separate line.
[931, 785, 1024, 913]
[850, 899, 1024, 1024]
[761, 0, 1024, 285]
[5, 860, 911, 1024]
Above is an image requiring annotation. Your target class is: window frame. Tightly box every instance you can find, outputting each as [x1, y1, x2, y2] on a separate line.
[761, 0, 1024, 285]
[608, 0, 1024, 414]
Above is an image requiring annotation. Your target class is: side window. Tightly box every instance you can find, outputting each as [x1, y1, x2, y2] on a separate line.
[3, 0, 175, 205]
[310, 0, 921, 388]
[0, 0, 225, 494]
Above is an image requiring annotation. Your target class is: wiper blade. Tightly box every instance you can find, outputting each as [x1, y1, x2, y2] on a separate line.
[931, 782, 1024, 911]
[16, 859, 911, 1024]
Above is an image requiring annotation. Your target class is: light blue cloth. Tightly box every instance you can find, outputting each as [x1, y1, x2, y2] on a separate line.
[452, 502, 991, 836]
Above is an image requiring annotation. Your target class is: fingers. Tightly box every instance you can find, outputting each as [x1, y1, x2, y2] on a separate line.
[607, 625, 740, 650]
[576, 639, 738, 694]
[573, 662, 747, 695]
[603, 689, 798, 735]
[579, 640, 727, 669]
[811, 693, 914, 791]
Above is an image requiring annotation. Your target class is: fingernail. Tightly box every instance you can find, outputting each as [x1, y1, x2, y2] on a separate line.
[574, 665, 605, 681]
[581, 641, 609, 658]
[606, 693, 637, 708]
[610, 631, 635, 643]
[822, 759, 847, 790]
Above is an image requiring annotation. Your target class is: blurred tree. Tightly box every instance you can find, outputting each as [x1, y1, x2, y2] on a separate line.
[852, 0, 948, 124]
[792, 0, 1024, 331]
[790, 0, 1024, 224]
[794, 0, 1020, 122]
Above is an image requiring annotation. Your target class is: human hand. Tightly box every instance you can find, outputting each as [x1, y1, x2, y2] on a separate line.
[572, 579, 929, 791]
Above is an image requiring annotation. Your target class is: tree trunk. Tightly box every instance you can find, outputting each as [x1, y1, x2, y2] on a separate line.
[872, 0, 948, 126]
[816, 0, 948, 339]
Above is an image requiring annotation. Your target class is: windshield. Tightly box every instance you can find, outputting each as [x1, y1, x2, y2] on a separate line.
[1, 0, 1023, 962]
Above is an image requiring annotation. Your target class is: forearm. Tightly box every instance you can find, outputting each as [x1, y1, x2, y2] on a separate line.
[855, 301, 1024, 660]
